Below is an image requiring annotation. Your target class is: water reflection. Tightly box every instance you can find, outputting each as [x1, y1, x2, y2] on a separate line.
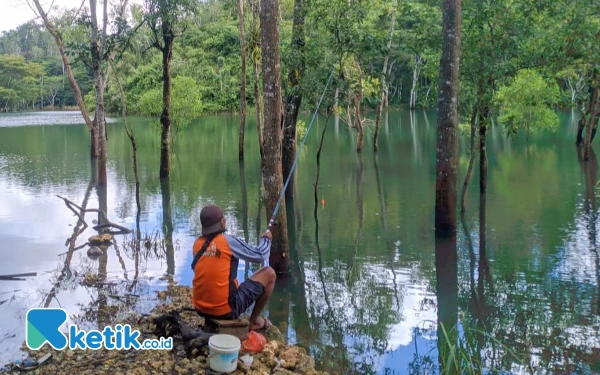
[2, 111, 600, 373]
[435, 233, 458, 374]
[160, 178, 175, 277]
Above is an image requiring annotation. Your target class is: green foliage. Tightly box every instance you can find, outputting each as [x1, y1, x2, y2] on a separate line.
[0, 54, 45, 110]
[494, 69, 560, 138]
[296, 120, 307, 140]
[84, 91, 96, 113]
[0, 0, 598, 116]
[137, 76, 202, 132]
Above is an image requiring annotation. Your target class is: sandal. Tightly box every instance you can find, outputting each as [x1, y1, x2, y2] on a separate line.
[250, 316, 272, 332]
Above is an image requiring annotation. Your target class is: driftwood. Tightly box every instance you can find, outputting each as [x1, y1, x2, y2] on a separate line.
[148, 310, 213, 356]
[57, 195, 132, 234]
[0, 272, 37, 281]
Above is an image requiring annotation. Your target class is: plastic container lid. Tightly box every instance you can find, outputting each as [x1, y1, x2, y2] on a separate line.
[209, 334, 241, 351]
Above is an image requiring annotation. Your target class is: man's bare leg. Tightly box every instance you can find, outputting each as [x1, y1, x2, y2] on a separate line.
[248, 266, 276, 330]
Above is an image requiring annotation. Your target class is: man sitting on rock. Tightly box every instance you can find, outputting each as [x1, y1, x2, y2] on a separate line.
[191, 204, 275, 331]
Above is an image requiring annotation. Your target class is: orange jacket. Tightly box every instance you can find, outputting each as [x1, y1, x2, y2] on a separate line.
[192, 233, 271, 316]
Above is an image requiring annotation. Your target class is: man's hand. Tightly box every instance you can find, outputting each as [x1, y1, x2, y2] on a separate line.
[262, 229, 273, 241]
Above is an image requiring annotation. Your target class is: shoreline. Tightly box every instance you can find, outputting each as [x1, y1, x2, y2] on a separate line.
[1, 283, 328, 374]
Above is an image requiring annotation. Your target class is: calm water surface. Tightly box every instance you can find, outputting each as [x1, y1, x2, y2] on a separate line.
[0, 109, 597, 374]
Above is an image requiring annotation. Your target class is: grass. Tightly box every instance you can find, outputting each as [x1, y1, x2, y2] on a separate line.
[437, 320, 523, 375]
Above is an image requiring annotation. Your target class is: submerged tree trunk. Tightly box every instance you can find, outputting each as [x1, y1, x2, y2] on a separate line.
[435, 232, 458, 374]
[577, 84, 595, 146]
[89, 0, 107, 186]
[355, 94, 364, 153]
[282, 0, 306, 196]
[479, 108, 489, 193]
[577, 116, 587, 146]
[592, 113, 599, 143]
[460, 106, 479, 212]
[160, 30, 175, 179]
[434, 0, 462, 234]
[111, 62, 141, 213]
[161, 178, 175, 276]
[238, 0, 247, 161]
[374, 0, 398, 153]
[31, 0, 96, 157]
[260, 0, 289, 274]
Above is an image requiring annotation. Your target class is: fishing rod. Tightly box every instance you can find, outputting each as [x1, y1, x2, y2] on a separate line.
[268, 69, 335, 231]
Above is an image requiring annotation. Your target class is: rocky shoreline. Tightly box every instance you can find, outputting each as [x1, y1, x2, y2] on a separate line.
[1, 283, 328, 375]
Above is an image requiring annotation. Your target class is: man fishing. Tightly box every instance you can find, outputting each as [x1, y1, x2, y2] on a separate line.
[191, 204, 275, 331]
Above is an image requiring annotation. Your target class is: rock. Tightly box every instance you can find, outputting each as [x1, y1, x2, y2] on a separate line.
[262, 324, 285, 343]
[87, 246, 103, 259]
[262, 340, 279, 360]
[88, 233, 113, 245]
[237, 359, 251, 373]
[157, 290, 168, 300]
[280, 346, 302, 369]
[6, 283, 325, 375]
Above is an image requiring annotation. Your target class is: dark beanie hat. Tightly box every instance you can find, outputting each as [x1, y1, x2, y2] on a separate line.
[200, 204, 224, 236]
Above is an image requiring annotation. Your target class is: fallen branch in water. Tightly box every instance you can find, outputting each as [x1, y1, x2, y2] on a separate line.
[0, 272, 37, 281]
[57, 195, 132, 234]
[57, 242, 89, 257]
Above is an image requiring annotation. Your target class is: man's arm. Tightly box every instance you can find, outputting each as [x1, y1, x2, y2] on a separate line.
[225, 233, 271, 263]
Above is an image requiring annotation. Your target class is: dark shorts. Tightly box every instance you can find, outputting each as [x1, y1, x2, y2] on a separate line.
[197, 279, 265, 320]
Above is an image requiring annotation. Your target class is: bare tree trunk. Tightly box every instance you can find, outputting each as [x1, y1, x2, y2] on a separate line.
[479, 108, 489, 192]
[592, 112, 600, 143]
[160, 29, 174, 179]
[111, 61, 141, 213]
[410, 55, 422, 110]
[585, 75, 600, 161]
[577, 84, 595, 146]
[374, 0, 398, 153]
[260, 0, 289, 274]
[249, 0, 264, 158]
[30, 0, 96, 157]
[577, 116, 587, 146]
[161, 178, 175, 276]
[254, 61, 264, 158]
[282, 0, 306, 197]
[238, 0, 247, 161]
[240, 161, 250, 242]
[354, 95, 364, 153]
[460, 106, 478, 213]
[354, 62, 364, 153]
[434, 0, 462, 234]
[90, 0, 107, 186]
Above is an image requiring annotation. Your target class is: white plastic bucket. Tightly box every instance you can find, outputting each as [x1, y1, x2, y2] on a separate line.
[208, 334, 241, 373]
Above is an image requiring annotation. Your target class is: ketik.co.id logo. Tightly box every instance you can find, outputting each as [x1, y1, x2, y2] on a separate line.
[26, 308, 172, 350]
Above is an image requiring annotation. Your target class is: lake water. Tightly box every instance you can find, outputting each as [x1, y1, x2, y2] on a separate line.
[0, 109, 597, 374]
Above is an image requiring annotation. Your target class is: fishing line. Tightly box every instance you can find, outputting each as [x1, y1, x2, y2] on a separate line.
[268, 69, 335, 230]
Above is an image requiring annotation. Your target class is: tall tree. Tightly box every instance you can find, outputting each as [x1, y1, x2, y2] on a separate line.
[260, 0, 290, 273]
[373, 0, 398, 153]
[248, 0, 264, 158]
[434, 0, 462, 233]
[282, 0, 306, 195]
[238, 0, 247, 161]
[145, 0, 195, 179]
[29, 0, 96, 157]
